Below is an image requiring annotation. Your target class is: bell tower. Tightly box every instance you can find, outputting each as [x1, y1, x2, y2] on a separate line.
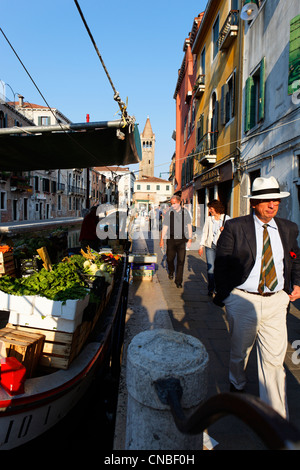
[139, 116, 155, 177]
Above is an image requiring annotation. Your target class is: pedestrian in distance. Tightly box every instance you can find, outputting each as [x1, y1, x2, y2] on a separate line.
[213, 176, 300, 419]
[159, 195, 193, 288]
[198, 199, 230, 296]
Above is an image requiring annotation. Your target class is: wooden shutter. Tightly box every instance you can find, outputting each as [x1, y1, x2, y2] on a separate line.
[231, 70, 236, 118]
[258, 57, 265, 121]
[197, 114, 204, 145]
[221, 84, 226, 125]
[244, 76, 255, 132]
[181, 160, 186, 187]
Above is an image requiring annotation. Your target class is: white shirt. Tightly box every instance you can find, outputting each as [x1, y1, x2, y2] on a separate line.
[237, 215, 284, 293]
[200, 214, 231, 248]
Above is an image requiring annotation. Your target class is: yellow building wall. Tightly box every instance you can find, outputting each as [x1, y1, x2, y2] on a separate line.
[193, 0, 242, 217]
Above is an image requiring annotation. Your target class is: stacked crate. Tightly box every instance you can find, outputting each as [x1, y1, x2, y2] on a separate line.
[0, 248, 16, 277]
[0, 327, 45, 377]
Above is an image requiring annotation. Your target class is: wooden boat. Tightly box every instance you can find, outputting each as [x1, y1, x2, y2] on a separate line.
[0, 255, 129, 450]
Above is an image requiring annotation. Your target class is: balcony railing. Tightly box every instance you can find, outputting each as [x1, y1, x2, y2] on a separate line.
[218, 10, 239, 51]
[68, 185, 85, 196]
[196, 131, 218, 165]
[194, 74, 205, 98]
[57, 183, 65, 193]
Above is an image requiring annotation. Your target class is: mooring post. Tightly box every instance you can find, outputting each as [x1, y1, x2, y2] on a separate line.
[125, 328, 209, 450]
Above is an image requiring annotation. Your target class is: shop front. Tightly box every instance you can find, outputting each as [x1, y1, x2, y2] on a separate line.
[194, 159, 234, 227]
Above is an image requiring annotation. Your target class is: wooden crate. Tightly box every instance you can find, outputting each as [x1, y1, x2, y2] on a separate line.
[0, 252, 16, 277]
[6, 287, 111, 370]
[7, 324, 79, 370]
[0, 327, 45, 377]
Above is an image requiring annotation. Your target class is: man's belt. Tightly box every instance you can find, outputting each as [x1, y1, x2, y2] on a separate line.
[236, 288, 277, 297]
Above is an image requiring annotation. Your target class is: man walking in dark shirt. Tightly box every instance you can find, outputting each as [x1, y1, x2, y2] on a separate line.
[159, 195, 192, 288]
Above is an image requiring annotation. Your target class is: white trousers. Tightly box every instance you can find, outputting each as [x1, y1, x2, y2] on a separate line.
[223, 288, 290, 419]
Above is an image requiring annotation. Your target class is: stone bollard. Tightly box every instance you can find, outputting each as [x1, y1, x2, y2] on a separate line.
[125, 328, 209, 450]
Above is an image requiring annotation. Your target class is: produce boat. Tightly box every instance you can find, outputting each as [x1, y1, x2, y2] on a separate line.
[0, 12, 141, 444]
[0, 251, 129, 450]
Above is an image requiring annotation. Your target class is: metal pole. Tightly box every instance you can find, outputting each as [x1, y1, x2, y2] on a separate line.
[0, 120, 125, 136]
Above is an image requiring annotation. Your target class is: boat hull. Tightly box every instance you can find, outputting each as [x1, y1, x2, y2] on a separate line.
[0, 342, 103, 449]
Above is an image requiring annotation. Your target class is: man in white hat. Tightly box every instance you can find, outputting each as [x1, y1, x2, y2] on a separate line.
[214, 176, 300, 419]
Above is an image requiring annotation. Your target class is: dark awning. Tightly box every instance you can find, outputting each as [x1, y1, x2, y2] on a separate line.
[0, 120, 142, 171]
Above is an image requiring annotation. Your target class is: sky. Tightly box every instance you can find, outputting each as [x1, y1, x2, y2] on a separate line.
[0, 0, 208, 179]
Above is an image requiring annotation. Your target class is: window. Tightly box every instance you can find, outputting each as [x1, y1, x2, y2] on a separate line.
[146, 184, 150, 190]
[212, 16, 219, 60]
[200, 47, 206, 76]
[221, 71, 236, 125]
[42, 178, 50, 192]
[137, 184, 141, 190]
[210, 92, 218, 150]
[197, 113, 204, 146]
[0, 111, 6, 128]
[34, 175, 39, 191]
[166, 185, 170, 191]
[0, 191, 6, 210]
[156, 185, 160, 190]
[244, 58, 265, 132]
[38, 116, 50, 126]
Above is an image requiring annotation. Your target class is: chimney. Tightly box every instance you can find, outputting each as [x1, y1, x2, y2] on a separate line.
[18, 95, 24, 107]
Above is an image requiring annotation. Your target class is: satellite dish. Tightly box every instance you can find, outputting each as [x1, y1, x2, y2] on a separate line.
[240, 1, 259, 21]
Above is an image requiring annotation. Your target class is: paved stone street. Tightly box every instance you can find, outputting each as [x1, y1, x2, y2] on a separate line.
[114, 226, 300, 450]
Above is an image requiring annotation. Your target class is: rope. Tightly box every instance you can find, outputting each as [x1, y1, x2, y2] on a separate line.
[74, 0, 129, 127]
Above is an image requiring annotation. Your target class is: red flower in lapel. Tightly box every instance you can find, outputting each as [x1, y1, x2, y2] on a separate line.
[290, 251, 297, 259]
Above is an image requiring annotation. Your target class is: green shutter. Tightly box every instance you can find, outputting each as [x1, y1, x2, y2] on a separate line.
[288, 14, 300, 95]
[244, 76, 255, 132]
[38, 116, 42, 126]
[181, 161, 184, 187]
[259, 57, 265, 121]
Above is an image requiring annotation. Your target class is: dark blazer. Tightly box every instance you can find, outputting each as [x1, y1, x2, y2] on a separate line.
[214, 214, 300, 305]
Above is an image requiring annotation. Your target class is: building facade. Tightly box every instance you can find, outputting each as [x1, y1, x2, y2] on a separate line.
[173, 13, 203, 219]
[191, 0, 242, 228]
[239, 0, 300, 228]
[133, 176, 173, 211]
[4, 95, 89, 220]
[0, 95, 35, 222]
[94, 166, 135, 208]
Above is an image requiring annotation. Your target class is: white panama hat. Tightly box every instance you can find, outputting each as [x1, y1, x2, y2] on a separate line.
[244, 176, 290, 199]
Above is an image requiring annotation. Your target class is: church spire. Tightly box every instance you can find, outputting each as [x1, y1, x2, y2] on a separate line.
[142, 116, 154, 139]
[139, 116, 155, 178]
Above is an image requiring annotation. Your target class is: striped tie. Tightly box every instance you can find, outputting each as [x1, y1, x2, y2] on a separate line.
[258, 224, 278, 293]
